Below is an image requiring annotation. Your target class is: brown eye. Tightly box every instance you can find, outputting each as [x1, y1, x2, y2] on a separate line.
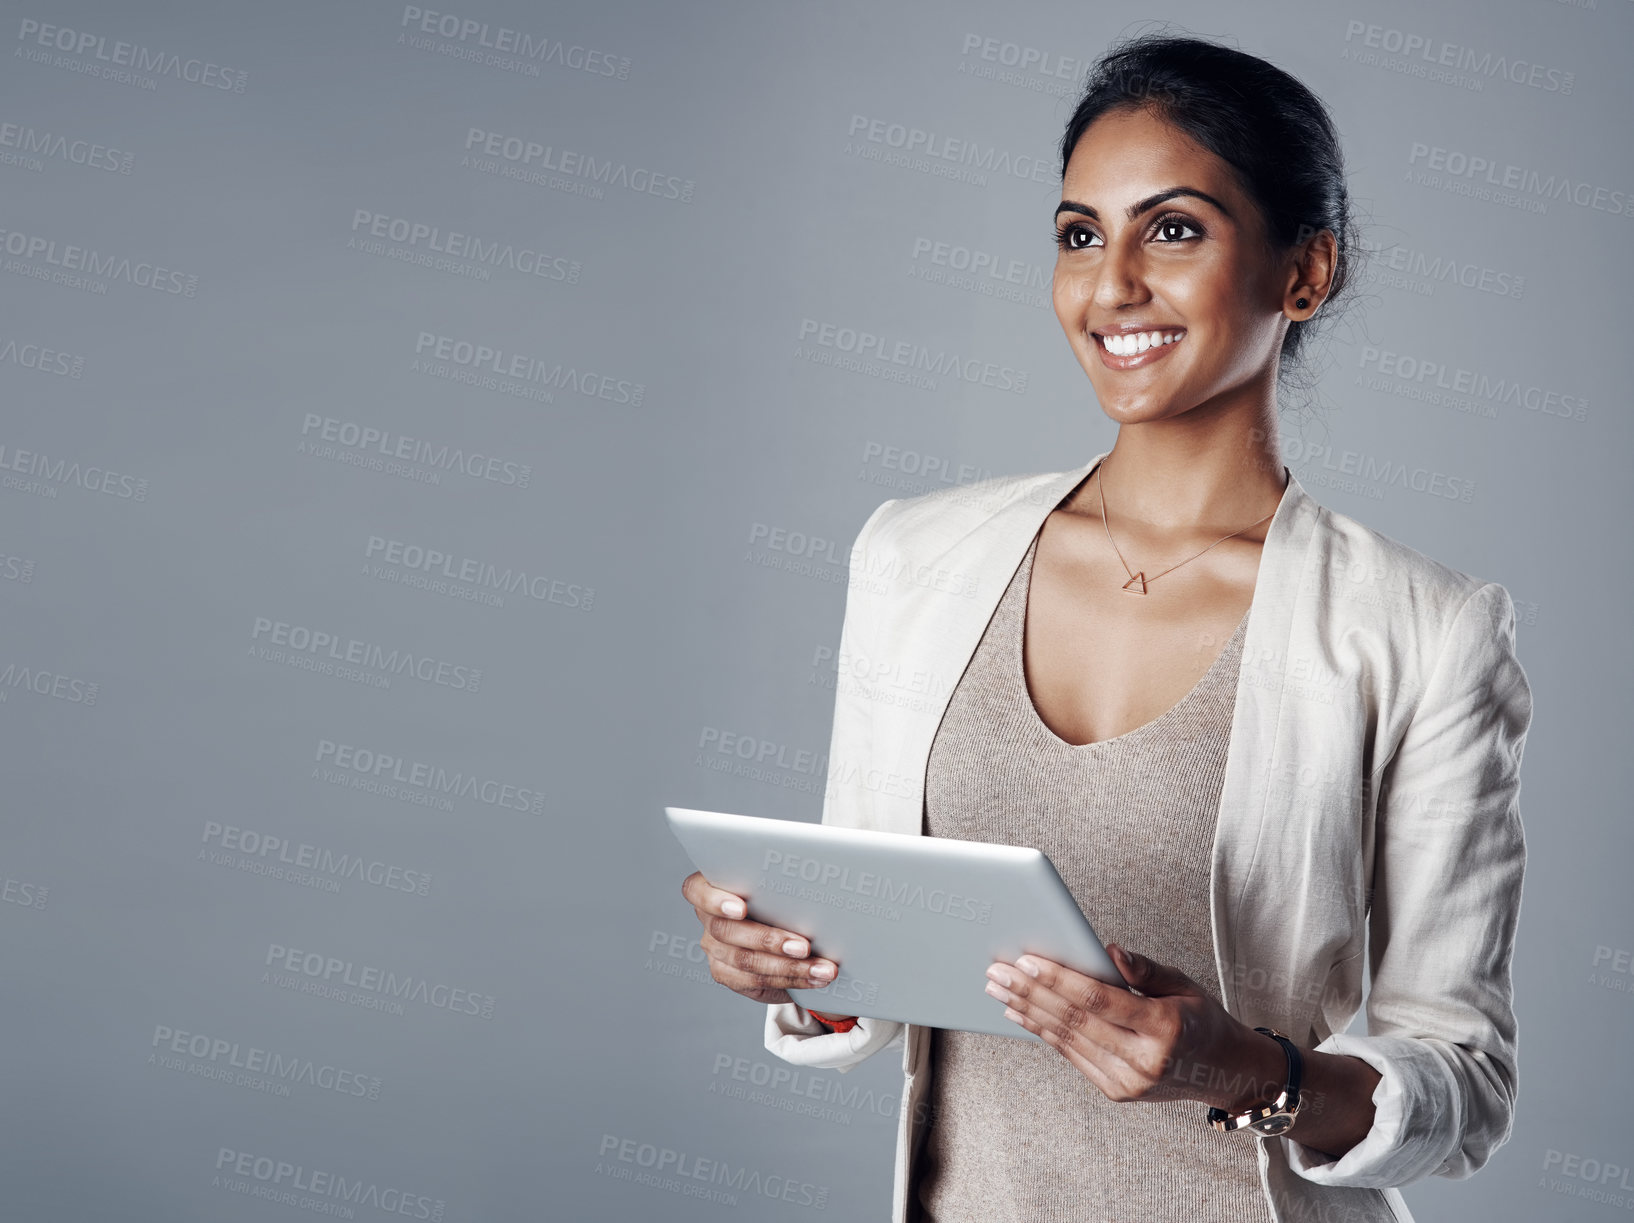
[1154, 214, 1203, 242]
[1053, 223, 1097, 251]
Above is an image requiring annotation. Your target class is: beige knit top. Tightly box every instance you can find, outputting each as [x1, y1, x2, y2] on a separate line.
[913, 531, 1273, 1222]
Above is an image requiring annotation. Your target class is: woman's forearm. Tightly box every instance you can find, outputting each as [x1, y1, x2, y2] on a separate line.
[1283, 1047, 1382, 1158]
[1210, 1027, 1382, 1159]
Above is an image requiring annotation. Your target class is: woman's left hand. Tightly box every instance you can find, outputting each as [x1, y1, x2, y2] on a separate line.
[985, 944, 1279, 1110]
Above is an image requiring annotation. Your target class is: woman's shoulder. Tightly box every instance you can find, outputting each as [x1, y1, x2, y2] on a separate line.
[1307, 497, 1512, 631]
[1311, 499, 1533, 771]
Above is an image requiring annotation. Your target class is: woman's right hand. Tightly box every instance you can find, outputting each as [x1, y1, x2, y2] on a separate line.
[681, 870, 850, 1011]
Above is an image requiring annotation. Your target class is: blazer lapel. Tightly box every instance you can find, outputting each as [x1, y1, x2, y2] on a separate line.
[1208, 465, 1318, 1017]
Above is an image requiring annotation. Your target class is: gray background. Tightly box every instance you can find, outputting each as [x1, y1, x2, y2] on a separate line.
[0, 1, 1628, 1219]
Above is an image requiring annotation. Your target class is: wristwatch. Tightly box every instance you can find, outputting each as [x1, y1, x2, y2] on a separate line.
[1207, 1027, 1303, 1136]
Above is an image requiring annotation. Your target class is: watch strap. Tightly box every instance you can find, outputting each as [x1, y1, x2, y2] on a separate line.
[1259, 1027, 1302, 1105]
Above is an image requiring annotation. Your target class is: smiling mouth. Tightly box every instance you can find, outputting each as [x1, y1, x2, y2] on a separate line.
[1095, 328, 1186, 357]
[1092, 328, 1186, 371]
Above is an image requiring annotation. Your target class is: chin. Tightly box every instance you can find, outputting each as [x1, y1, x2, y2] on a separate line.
[1092, 388, 1185, 421]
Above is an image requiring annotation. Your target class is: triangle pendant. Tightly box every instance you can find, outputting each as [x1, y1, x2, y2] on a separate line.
[1122, 572, 1149, 595]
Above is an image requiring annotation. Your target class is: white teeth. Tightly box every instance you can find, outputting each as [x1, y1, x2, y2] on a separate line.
[1099, 330, 1184, 356]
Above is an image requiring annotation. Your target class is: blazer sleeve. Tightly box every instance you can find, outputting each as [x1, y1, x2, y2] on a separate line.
[1285, 581, 1534, 1187]
[764, 496, 908, 1072]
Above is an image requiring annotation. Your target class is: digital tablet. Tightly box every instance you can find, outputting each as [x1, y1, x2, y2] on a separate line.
[665, 805, 1128, 1042]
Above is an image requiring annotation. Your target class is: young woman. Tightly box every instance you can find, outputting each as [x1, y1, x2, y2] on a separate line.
[681, 31, 1531, 1223]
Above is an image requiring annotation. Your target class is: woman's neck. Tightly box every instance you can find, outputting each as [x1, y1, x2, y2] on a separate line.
[1064, 424, 1286, 540]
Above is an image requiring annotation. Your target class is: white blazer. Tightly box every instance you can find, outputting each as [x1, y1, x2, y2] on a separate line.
[763, 451, 1532, 1223]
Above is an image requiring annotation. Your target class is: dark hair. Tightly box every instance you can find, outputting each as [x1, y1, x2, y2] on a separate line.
[1060, 29, 1362, 409]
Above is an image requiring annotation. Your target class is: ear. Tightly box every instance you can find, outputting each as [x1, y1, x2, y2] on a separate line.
[1283, 224, 1336, 318]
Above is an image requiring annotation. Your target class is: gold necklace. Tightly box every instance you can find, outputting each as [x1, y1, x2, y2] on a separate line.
[1095, 457, 1283, 595]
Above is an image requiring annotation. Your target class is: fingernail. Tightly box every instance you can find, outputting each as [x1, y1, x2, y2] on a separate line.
[985, 965, 1012, 988]
[782, 938, 807, 957]
[1018, 957, 1040, 978]
[723, 899, 745, 918]
[810, 961, 836, 980]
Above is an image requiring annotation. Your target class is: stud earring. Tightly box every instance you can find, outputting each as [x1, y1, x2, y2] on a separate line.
[1294, 297, 1309, 309]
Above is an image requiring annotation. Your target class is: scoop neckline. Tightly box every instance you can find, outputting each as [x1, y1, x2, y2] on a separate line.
[1011, 532, 1250, 750]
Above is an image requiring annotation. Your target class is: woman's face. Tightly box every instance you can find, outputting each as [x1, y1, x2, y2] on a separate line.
[1051, 107, 1293, 427]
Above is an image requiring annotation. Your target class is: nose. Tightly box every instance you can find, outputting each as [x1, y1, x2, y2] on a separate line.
[1088, 238, 1151, 311]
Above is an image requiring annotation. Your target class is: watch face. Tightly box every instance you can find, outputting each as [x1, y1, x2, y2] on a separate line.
[1251, 1113, 1295, 1136]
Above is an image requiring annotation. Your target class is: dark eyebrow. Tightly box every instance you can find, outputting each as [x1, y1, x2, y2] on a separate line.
[1054, 187, 1233, 223]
